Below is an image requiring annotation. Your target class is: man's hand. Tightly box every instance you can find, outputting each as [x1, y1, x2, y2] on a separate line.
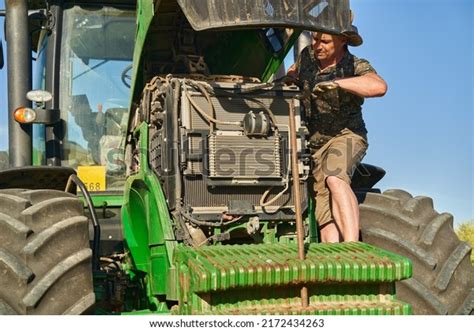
[282, 63, 299, 85]
[287, 63, 297, 79]
[282, 75, 299, 85]
[313, 80, 339, 94]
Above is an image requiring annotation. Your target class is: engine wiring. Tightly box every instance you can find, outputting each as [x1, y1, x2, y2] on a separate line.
[183, 79, 242, 129]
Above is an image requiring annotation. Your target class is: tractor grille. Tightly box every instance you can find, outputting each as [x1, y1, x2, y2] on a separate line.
[183, 178, 305, 210]
[208, 132, 281, 178]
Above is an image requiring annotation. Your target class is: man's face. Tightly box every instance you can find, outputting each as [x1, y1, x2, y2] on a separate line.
[312, 32, 347, 61]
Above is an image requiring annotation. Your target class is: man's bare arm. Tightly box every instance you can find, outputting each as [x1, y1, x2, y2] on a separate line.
[335, 73, 387, 98]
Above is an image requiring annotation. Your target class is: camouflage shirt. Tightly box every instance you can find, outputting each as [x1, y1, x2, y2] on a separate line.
[296, 46, 376, 149]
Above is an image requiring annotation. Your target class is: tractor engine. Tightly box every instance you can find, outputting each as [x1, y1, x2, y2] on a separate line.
[133, 75, 310, 245]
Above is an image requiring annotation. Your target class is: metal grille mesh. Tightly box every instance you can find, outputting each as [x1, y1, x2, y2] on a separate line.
[188, 136, 203, 174]
[183, 178, 305, 209]
[208, 133, 281, 178]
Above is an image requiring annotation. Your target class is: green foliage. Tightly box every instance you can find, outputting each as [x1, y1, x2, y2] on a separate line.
[456, 221, 474, 265]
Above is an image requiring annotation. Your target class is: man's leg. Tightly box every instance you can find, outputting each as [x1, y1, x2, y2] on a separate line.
[323, 133, 368, 242]
[326, 176, 359, 241]
[319, 220, 343, 243]
[312, 146, 342, 243]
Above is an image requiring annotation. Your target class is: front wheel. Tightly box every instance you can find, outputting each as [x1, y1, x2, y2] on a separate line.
[0, 189, 95, 314]
[358, 189, 473, 314]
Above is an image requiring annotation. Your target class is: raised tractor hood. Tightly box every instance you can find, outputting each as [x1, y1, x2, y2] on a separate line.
[176, 0, 352, 33]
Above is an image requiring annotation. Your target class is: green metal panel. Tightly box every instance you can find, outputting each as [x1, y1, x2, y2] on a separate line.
[261, 30, 301, 82]
[202, 29, 300, 82]
[121, 122, 177, 301]
[129, 0, 156, 106]
[122, 184, 151, 271]
[150, 245, 169, 294]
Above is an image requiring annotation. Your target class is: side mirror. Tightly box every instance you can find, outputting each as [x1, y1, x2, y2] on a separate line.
[28, 10, 51, 52]
[0, 39, 4, 69]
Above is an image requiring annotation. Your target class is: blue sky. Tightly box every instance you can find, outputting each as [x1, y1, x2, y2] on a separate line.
[347, 0, 473, 225]
[0, 0, 473, 225]
[289, 0, 473, 225]
[351, 0, 473, 225]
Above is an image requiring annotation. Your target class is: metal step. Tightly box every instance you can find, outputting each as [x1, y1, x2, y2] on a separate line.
[172, 242, 412, 315]
[174, 242, 412, 292]
[188, 294, 411, 315]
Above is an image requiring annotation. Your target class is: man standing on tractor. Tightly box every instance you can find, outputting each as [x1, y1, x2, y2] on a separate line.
[287, 26, 387, 243]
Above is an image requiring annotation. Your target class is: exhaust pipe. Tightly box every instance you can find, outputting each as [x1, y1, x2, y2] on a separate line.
[5, 0, 32, 167]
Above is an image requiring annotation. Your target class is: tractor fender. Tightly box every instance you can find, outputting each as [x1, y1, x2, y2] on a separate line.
[0, 166, 77, 193]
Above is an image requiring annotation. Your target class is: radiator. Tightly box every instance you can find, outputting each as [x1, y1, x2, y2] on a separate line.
[208, 131, 281, 179]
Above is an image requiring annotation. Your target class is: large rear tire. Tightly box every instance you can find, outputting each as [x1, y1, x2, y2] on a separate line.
[0, 189, 95, 314]
[358, 189, 474, 314]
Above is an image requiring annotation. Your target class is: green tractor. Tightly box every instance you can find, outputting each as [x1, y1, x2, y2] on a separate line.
[0, 0, 472, 315]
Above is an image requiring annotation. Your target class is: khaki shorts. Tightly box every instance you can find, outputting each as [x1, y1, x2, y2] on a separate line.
[311, 129, 368, 226]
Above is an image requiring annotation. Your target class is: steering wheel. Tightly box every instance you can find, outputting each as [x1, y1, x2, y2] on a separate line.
[121, 64, 133, 88]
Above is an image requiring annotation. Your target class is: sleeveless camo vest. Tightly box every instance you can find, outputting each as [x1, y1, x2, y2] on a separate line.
[296, 46, 376, 149]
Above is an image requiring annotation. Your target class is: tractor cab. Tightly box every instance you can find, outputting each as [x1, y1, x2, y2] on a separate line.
[1, 1, 136, 193]
[55, 5, 134, 190]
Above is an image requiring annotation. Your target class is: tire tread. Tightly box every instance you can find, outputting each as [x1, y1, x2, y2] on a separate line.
[0, 189, 94, 315]
[359, 190, 474, 314]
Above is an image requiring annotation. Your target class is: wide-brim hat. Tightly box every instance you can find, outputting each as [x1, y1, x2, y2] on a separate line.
[341, 25, 363, 47]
